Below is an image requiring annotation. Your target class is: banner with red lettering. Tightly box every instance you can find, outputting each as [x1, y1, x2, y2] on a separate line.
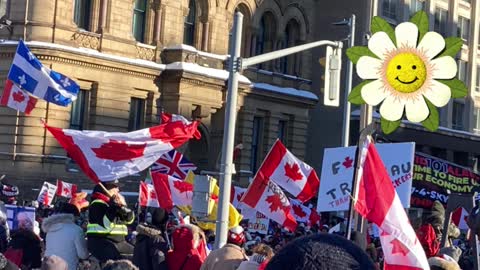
[411, 153, 480, 208]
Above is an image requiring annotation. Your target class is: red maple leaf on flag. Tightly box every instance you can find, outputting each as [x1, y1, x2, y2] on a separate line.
[12, 91, 25, 103]
[390, 238, 410, 256]
[173, 181, 193, 198]
[342, 157, 353, 169]
[63, 187, 70, 195]
[266, 194, 289, 214]
[284, 163, 303, 182]
[149, 189, 157, 200]
[92, 140, 147, 162]
[292, 204, 306, 218]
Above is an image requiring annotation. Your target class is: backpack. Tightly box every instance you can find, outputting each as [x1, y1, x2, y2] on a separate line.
[4, 247, 23, 267]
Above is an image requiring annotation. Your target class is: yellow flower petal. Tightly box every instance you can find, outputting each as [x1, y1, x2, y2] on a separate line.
[405, 97, 429, 122]
[361, 79, 388, 105]
[430, 56, 457, 79]
[417, 32, 445, 60]
[422, 80, 451, 107]
[356, 56, 382, 79]
[395, 22, 418, 48]
[380, 95, 406, 121]
[368, 32, 396, 60]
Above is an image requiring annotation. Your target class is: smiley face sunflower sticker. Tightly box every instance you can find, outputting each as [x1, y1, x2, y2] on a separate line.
[347, 11, 467, 134]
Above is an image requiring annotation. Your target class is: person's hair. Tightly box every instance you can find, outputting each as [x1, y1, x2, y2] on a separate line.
[102, 260, 139, 270]
[252, 243, 274, 259]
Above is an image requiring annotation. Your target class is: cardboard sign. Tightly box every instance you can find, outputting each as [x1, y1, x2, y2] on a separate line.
[247, 211, 269, 234]
[6, 205, 35, 230]
[317, 143, 415, 212]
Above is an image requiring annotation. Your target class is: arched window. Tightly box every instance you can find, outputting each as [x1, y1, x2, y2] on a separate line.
[184, 0, 196, 46]
[255, 12, 276, 69]
[132, 0, 147, 42]
[283, 20, 301, 75]
[74, 0, 92, 30]
[235, 4, 251, 57]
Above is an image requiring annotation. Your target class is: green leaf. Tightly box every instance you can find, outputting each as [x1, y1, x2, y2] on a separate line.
[438, 37, 463, 58]
[421, 99, 439, 131]
[437, 79, 468, 98]
[410, 11, 429, 41]
[348, 80, 372, 105]
[346, 46, 378, 64]
[381, 117, 401, 134]
[371, 16, 396, 44]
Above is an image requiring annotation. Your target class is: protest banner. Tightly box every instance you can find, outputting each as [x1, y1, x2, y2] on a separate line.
[317, 143, 415, 212]
[411, 153, 480, 208]
[248, 212, 269, 234]
[6, 204, 35, 230]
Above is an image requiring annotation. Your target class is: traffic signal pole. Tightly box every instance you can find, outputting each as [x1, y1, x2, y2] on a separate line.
[214, 11, 343, 249]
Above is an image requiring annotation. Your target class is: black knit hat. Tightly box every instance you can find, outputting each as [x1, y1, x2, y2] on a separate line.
[265, 233, 375, 270]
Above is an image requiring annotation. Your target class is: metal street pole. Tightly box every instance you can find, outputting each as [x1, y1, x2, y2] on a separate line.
[214, 12, 243, 249]
[341, 14, 355, 147]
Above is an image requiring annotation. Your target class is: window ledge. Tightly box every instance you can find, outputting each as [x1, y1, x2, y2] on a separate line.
[136, 42, 156, 50]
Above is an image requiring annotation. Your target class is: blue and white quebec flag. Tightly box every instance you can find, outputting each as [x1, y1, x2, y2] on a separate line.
[7, 40, 79, 106]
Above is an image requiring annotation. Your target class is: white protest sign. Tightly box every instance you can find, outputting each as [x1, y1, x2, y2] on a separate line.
[6, 205, 36, 230]
[317, 143, 414, 212]
[247, 212, 269, 234]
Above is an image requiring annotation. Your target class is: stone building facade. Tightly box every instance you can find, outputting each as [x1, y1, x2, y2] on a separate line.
[0, 0, 318, 198]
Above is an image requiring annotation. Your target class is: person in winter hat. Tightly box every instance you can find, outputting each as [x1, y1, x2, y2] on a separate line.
[102, 259, 139, 270]
[237, 244, 273, 270]
[133, 207, 170, 270]
[265, 233, 375, 270]
[41, 255, 68, 270]
[42, 199, 89, 270]
[200, 226, 248, 270]
[167, 224, 208, 270]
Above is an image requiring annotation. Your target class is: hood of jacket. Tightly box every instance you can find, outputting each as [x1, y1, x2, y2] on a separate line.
[136, 224, 163, 238]
[41, 214, 75, 233]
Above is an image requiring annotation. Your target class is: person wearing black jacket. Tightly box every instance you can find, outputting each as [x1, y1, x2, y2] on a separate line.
[133, 208, 170, 270]
[87, 181, 135, 264]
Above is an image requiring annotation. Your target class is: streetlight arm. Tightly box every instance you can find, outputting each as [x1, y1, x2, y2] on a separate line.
[241, 40, 343, 70]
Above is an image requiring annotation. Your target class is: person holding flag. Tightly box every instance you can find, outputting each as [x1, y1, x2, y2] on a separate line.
[86, 180, 135, 264]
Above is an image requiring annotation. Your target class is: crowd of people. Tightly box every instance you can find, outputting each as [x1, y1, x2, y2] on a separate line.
[0, 180, 476, 270]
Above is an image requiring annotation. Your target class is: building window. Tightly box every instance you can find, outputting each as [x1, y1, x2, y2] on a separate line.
[278, 120, 288, 146]
[452, 102, 465, 130]
[70, 90, 89, 130]
[282, 20, 301, 75]
[183, 0, 196, 46]
[382, 0, 397, 20]
[250, 117, 264, 173]
[0, 0, 7, 17]
[132, 0, 147, 43]
[410, 0, 425, 15]
[474, 108, 480, 132]
[476, 65, 480, 92]
[458, 60, 468, 83]
[457, 16, 470, 42]
[235, 4, 251, 57]
[128, 98, 145, 131]
[74, 0, 92, 30]
[256, 12, 276, 69]
[434, 8, 448, 37]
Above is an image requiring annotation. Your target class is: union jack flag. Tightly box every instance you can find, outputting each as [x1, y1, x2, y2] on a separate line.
[151, 150, 197, 179]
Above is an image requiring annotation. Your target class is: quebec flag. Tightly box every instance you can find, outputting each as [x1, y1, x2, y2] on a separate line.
[7, 40, 79, 106]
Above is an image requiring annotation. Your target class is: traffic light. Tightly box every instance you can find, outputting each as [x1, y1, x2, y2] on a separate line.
[323, 46, 342, 107]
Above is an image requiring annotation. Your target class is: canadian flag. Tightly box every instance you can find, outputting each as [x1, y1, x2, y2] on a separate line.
[44, 120, 199, 183]
[355, 138, 429, 270]
[230, 186, 247, 209]
[55, 179, 77, 198]
[161, 112, 201, 139]
[290, 199, 312, 223]
[151, 172, 193, 210]
[260, 140, 319, 202]
[0, 80, 37, 114]
[139, 181, 159, 208]
[241, 172, 297, 232]
[37, 182, 57, 206]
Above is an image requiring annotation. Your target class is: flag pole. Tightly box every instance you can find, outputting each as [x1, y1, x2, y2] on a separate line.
[12, 111, 20, 161]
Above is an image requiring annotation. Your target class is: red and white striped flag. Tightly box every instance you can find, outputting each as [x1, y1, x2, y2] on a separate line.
[151, 172, 193, 210]
[55, 179, 77, 198]
[139, 181, 159, 208]
[0, 80, 37, 114]
[37, 182, 57, 206]
[259, 140, 319, 202]
[241, 172, 297, 232]
[355, 138, 429, 270]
